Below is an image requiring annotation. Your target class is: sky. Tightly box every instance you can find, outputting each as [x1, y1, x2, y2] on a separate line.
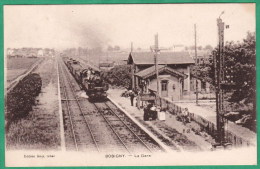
[4, 3, 255, 50]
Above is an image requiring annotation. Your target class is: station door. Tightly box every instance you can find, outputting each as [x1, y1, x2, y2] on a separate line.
[161, 80, 168, 97]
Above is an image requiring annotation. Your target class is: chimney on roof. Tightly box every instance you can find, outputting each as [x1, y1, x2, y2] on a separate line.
[131, 42, 133, 52]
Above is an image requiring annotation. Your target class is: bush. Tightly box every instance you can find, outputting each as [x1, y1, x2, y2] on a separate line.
[101, 65, 131, 88]
[6, 73, 42, 128]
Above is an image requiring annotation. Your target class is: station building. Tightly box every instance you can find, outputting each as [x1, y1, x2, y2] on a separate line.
[188, 49, 212, 65]
[99, 61, 115, 71]
[127, 51, 194, 101]
[190, 75, 213, 94]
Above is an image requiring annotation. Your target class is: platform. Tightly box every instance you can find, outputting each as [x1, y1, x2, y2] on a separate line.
[107, 88, 214, 151]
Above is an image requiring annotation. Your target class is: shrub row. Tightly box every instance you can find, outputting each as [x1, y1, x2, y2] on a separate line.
[101, 65, 131, 89]
[6, 73, 42, 127]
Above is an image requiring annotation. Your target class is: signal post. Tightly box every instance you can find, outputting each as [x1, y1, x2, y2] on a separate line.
[213, 15, 232, 149]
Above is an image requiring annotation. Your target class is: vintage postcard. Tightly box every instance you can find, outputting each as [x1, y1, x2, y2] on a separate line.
[4, 3, 256, 167]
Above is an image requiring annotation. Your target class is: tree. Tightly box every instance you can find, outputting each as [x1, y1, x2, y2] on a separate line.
[204, 45, 213, 51]
[107, 45, 113, 51]
[191, 64, 213, 84]
[189, 46, 195, 50]
[102, 65, 131, 88]
[192, 32, 256, 107]
[114, 45, 120, 51]
[225, 32, 256, 105]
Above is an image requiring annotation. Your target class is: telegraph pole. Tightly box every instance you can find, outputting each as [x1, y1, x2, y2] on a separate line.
[150, 34, 161, 105]
[154, 33, 160, 98]
[150, 34, 168, 105]
[131, 42, 135, 90]
[194, 24, 199, 105]
[215, 13, 226, 145]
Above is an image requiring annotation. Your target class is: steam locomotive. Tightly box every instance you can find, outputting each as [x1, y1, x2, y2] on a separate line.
[63, 57, 109, 100]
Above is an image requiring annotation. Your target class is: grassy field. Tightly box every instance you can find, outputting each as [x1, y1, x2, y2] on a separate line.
[6, 57, 40, 82]
[6, 58, 61, 150]
[7, 57, 39, 70]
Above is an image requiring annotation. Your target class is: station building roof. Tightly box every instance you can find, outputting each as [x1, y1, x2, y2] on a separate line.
[135, 65, 188, 80]
[99, 62, 114, 67]
[127, 51, 195, 65]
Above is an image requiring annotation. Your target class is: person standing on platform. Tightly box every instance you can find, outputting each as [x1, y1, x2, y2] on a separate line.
[182, 107, 190, 124]
[129, 90, 135, 106]
[150, 103, 157, 120]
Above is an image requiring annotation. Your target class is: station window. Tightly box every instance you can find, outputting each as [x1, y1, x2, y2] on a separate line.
[161, 80, 168, 91]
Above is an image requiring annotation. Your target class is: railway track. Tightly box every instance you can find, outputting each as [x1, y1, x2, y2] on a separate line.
[93, 101, 164, 153]
[58, 60, 99, 152]
[59, 59, 130, 153]
[59, 57, 164, 153]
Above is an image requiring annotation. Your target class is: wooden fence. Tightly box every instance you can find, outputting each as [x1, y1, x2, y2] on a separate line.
[158, 97, 253, 147]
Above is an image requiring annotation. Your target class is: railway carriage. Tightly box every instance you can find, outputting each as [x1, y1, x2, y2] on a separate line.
[63, 57, 108, 100]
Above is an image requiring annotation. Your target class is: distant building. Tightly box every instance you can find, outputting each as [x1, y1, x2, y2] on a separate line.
[190, 75, 213, 93]
[127, 51, 195, 100]
[28, 48, 38, 57]
[99, 61, 115, 71]
[43, 48, 55, 57]
[115, 59, 128, 66]
[170, 44, 186, 52]
[7, 49, 14, 57]
[7, 48, 48, 58]
[7, 48, 24, 58]
[104, 51, 129, 65]
[37, 49, 44, 57]
[189, 49, 212, 65]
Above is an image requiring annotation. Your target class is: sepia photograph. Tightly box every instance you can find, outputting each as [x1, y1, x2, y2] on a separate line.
[4, 3, 256, 167]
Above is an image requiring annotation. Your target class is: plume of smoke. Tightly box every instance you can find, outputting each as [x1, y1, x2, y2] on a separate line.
[69, 21, 111, 50]
[62, 21, 111, 63]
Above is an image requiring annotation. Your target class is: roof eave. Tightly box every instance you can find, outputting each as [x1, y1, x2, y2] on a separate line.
[134, 62, 195, 65]
[135, 66, 188, 79]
